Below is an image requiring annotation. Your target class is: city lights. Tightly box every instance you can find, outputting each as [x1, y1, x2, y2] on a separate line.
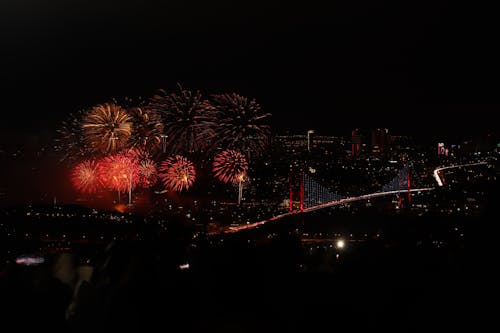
[1, 2, 497, 330]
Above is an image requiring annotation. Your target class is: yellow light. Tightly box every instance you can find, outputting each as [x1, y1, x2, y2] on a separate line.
[336, 240, 345, 249]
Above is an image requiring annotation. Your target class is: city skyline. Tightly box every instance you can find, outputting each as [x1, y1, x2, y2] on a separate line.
[0, 3, 496, 330]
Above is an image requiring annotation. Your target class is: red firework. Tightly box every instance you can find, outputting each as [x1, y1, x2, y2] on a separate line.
[121, 148, 158, 188]
[159, 155, 196, 192]
[72, 160, 102, 193]
[212, 149, 248, 184]
[99, 153, 140, 192]
[138, 159, 158, 188]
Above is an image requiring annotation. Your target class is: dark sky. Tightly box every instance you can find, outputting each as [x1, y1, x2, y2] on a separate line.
[1, 0, 499, 140]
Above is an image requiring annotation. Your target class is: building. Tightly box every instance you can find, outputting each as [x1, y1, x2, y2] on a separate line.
[371, 128, 389, 154]
[437, 143, 448, 156]
[351, 129, 362, 157]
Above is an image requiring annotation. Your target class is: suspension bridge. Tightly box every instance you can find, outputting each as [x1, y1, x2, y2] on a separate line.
[221, 160, 490, 234]
[295, 161, 423, 212]
[224, 161, 433, 233]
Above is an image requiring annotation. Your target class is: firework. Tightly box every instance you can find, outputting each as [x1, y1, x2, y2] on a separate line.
[128, 106, 164, 153]
[71, 160, 102, 193]
[149, 84, 217, 154]
[159, 155, 196, 192]
[210, 93, 271, 158]
[138, 159, 158, 188]
[56, 111, 93, 161]
[82, 103, 132, 153]
[212, 149, 249, 185]
[99, 153, 140, 193]
[123, 147, 150, 161]
[120, 148, 158, 187]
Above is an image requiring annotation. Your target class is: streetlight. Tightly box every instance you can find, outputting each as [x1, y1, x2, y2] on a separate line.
[160, 134, 168, 153]
[237, 173, 245, 205]
[307, 130, 315, 152]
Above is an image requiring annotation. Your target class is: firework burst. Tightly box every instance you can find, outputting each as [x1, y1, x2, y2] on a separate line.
[149, 84, 217, 154]
[210, 93, 271, 158]
[212, 149, 249, 185]
[159, 155, 196, 192]
[99, 153, 140, 193]
[138, 159, 158, 188]
[124, 148, 158, 188]
[82, 103, 132, 153]
[128, 106, 164, 154]
[71, 160, 102, 193]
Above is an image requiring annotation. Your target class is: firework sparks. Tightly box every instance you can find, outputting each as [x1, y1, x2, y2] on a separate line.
[100, 153, 140, 193]
[210, 93, 271, 158]
[121, 149, 158, 187]
[159, 155, 196, 192]
[128, 106, 164, 154]
[71, 160, 102, 193]
[138, 159, 158, 188]
[56, 111, 93, 161]
[149, 84, 217, 154]
[82, 103, 132, 153]
[212, 149, 249, 185]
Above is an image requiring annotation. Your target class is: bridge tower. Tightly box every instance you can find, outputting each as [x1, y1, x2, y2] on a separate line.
[396, 162, 412, 209]
[288, 170, 306, 213]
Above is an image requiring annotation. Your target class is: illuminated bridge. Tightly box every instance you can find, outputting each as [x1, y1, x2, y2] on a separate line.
[221, 160, 490, 234]
[224, 162, 432, 233]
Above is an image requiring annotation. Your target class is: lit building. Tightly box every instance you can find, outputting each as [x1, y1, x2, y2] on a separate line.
[371, 128, 389, 154]
[351, 129, 362, 157]
[437, 143, 448, 156]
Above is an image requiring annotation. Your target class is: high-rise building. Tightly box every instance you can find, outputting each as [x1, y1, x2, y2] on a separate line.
[437, 143, 447, 156]
[351, 129, 362, 157]
[371, 128, 389, 154]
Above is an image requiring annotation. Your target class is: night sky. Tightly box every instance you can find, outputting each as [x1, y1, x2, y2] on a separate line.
[1, 0, 499, 141]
